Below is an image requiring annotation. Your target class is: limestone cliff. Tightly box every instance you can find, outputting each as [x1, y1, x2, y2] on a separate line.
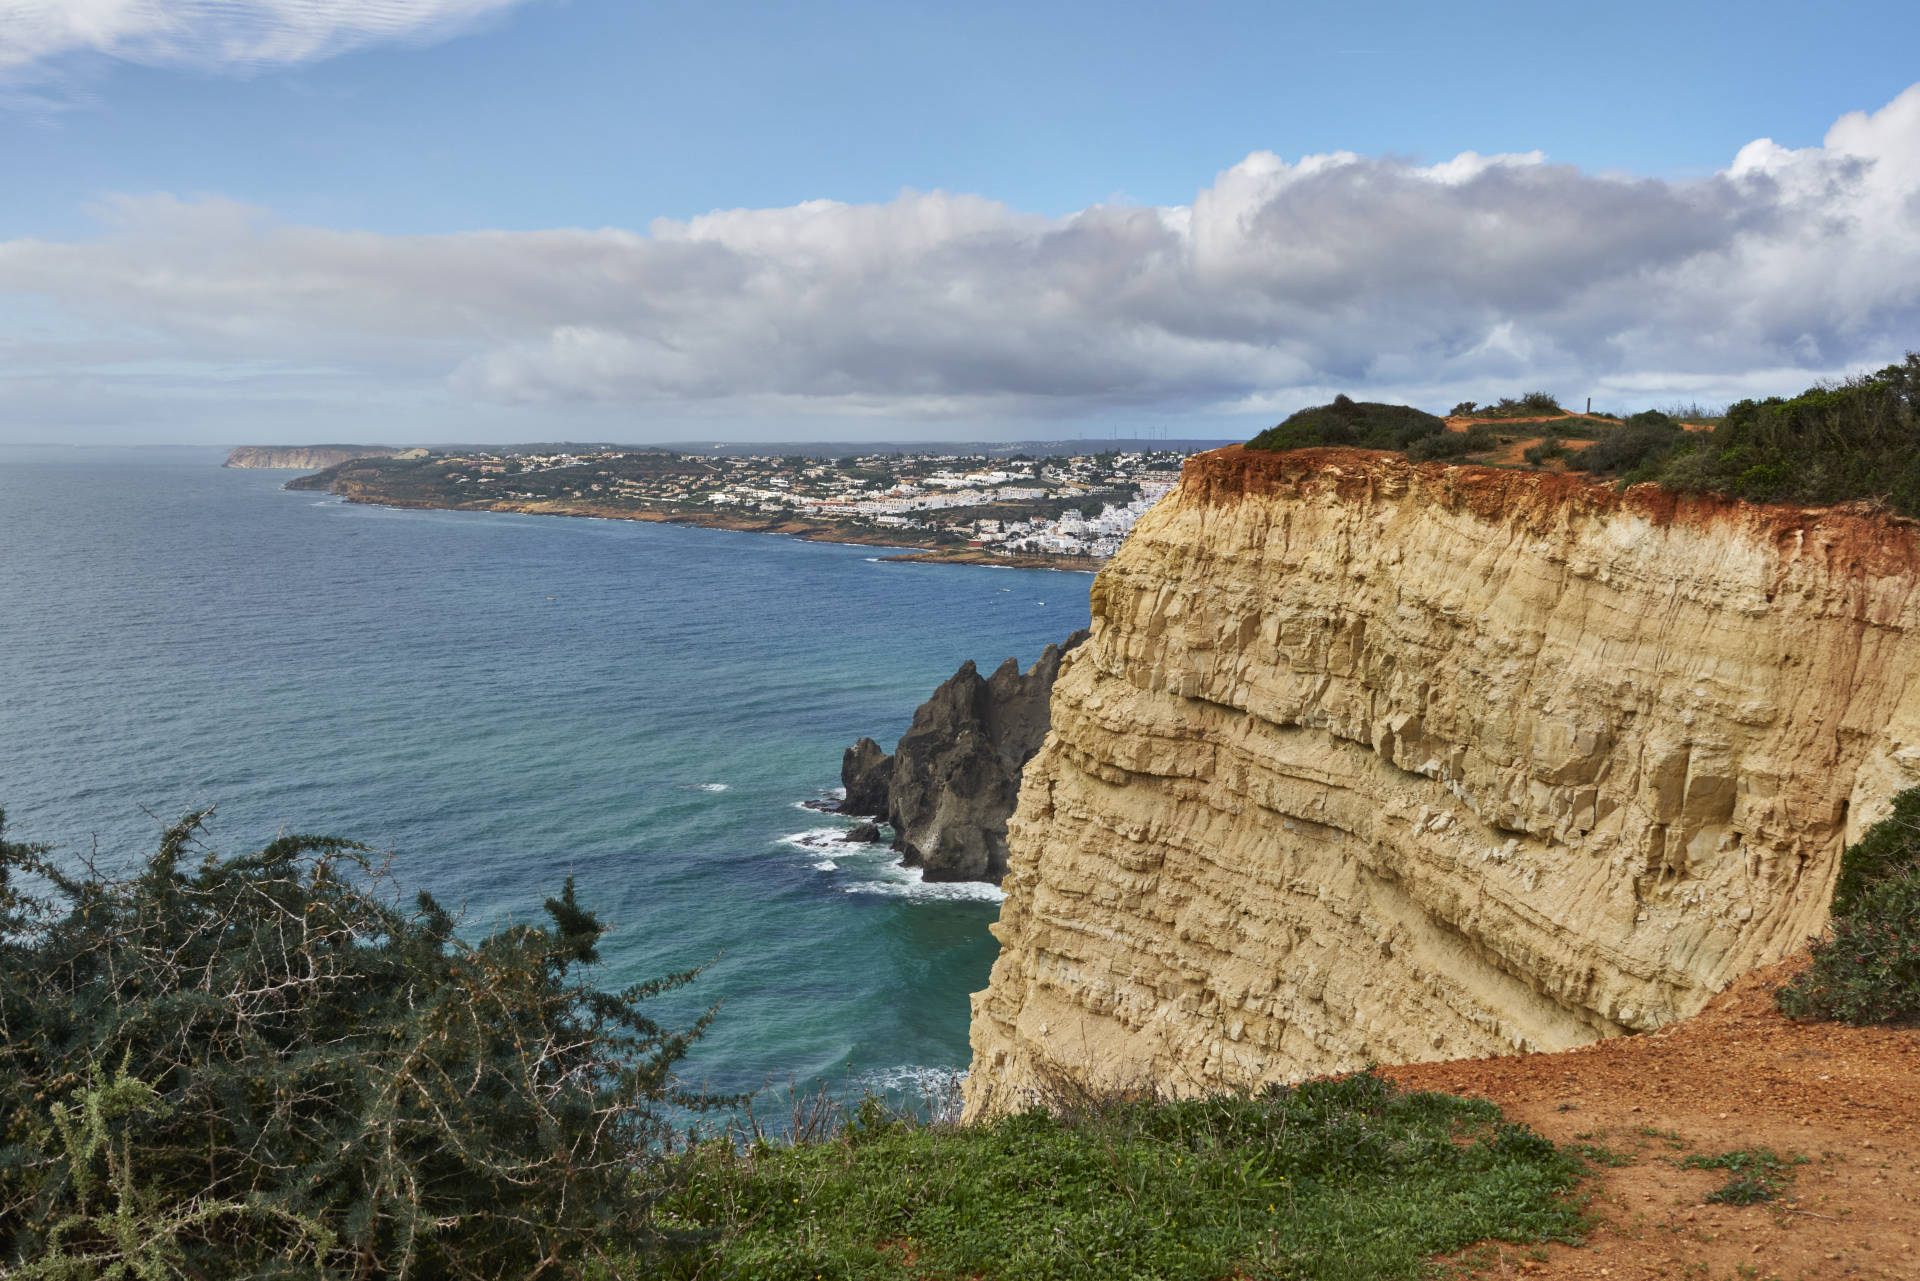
[224, 445, 403, 470]
[964, 446, 1920, 1119]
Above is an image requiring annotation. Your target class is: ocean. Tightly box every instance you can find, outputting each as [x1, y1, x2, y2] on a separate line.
[0, 446, 1091, 1104]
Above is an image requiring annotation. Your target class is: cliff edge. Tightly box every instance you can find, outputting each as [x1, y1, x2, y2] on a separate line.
[964, 445, 1920, 1119]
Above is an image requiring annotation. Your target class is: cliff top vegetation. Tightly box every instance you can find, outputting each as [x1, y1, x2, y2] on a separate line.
[1244, 395, 1446, 453]
[1248, 353, 1920, 517]
[0, 807, 1592, 1280]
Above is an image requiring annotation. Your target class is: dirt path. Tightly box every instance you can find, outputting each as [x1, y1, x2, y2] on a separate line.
[1444, 413, 1716, 433]
[1384, 958, 1918, 1280]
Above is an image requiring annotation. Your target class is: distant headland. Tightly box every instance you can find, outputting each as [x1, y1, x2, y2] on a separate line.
[224, 445, 417, 470]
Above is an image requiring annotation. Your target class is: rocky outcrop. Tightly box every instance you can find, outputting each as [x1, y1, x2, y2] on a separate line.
[838, 632, 1090, 883]
[963, 446, 1920, 1119]
[224, 445, 403, 470]
[839, 739, 895, 817]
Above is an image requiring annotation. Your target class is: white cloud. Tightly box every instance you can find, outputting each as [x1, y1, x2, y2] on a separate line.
[0, 0, 525, 78]
[4, 83, 1920, 441]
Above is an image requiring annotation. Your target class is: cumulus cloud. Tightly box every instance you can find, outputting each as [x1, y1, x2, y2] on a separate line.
[0, 0, 525, 78]
[4, 83, 1920, 439]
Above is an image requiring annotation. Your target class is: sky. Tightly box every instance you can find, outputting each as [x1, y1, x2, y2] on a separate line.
[3, 1, 1919, 445]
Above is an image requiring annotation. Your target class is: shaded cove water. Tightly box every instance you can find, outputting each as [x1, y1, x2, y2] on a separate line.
[0, 447, 1091, 1102]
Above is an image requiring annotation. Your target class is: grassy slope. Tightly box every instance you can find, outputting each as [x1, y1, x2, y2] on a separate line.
[646, 1073, 1587, 1281]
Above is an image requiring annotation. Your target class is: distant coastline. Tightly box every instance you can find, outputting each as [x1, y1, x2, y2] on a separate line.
[298, 487, 1111, 571]
[273, 445, 1166, 570]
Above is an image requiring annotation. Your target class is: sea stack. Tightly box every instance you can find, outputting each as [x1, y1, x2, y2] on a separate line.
[836, 630, 1090, 883]
[839, 739, 895, 817]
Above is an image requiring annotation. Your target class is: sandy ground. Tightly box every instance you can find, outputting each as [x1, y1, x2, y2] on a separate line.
[1384, 958, 1918, 1280]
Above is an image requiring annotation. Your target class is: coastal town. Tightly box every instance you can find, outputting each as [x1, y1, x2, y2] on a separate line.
[286, 445, 1197, 566]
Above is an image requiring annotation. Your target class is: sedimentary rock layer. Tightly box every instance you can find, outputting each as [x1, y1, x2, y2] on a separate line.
[964, 446, 1920, 1118]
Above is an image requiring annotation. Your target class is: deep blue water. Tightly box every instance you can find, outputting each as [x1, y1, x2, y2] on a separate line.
[0, 446, 1090, 1100]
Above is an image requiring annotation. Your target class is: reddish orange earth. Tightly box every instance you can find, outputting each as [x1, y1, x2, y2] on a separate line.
[1384, 957, 1918, 1281]
[1443, 414, 1716, 433]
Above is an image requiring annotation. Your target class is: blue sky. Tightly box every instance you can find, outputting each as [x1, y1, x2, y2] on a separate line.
[3, 0, 1919, 443]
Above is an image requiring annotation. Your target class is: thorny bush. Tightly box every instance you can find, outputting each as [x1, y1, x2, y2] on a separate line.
[0, 807, 720, 1279]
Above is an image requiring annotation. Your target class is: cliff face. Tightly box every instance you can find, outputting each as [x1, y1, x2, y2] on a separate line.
[224, 446, 401, 470]
[964, 446, 1920, 1119]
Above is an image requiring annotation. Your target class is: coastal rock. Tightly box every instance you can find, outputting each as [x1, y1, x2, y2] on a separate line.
[962, 446, 1920, 1120]
[889, 631, 1090, 883]
[844, 822, 883, 844]
[839, 738, 895, 817]
[224, 445, 404, 470]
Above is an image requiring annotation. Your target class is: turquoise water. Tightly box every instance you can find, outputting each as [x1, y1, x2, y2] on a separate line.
[0, 447, 1091, 1100]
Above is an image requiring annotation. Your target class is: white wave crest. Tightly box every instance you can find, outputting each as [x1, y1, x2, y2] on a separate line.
[842, 863, 1004, 902]
[779, 827, 853, 851]
[856, 1065, 968, 1119]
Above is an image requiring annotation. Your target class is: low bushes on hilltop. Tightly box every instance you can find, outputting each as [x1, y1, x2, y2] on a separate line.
[1454, 392, 1565, 419]
[1777, 786, 1920, 1026]
[1565, 411, 1685, 476]
[1246, 395, 1447, 452]
[1655, 353, 1920, 511]
[1248, 356, 1920, 517]
[0, 808, 718, 1279]
[1406, 426, 1496, 461]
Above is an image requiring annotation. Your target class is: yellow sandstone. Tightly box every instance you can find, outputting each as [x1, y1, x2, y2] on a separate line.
[963, 446, 1920, 1119]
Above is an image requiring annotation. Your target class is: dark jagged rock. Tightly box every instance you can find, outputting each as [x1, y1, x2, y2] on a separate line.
[841, 629, 1089, 885]
[839, 737, 895, 816]
[844, 822, 882, 844]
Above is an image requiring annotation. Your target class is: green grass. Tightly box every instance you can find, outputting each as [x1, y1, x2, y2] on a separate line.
[1677, 1148, 1807, 1205]
[647, 1072, 1588, 1281]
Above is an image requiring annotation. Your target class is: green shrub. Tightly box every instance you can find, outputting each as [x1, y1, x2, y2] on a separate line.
[1649, 354, 1920, 513]
[1829, 787, 1920, 916]
[0, 808, 718, 1279]
[1450, 401, 1478, 416]
[1523, 440, 1570, 466]
[1778, 866, 1920, 1025]
[1778, 787, 1920, 1026]
[1471, 393, 1565, 420]
[1567, 411, 1684, 476]
[1406, 427, 1495, 462]
[1246, 395, 1447, 452]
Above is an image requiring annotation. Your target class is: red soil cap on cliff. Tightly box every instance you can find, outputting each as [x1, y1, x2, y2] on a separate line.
[1176, 444, 1920, 579]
